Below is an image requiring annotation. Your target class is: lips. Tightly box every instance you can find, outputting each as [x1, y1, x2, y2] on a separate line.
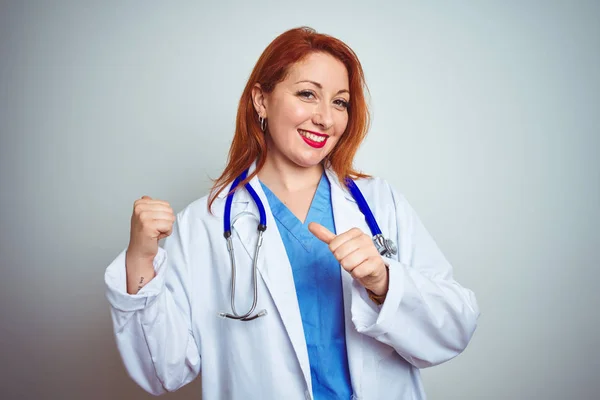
[298, 129, 328, 149]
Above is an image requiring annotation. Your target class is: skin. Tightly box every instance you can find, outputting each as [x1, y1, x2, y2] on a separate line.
[251, 52, 350, 223]
[252, 52, 389, 298]
[253, 52, 350, 178]
[125, 195, 174, 294]
[309, 224, 389, 297]
[125, 52, 388, 299]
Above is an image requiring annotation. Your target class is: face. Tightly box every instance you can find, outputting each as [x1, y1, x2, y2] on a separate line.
[253, 52, 350, 169]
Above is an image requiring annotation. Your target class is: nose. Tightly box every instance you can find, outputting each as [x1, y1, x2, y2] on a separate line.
[312, 102, 334, 131]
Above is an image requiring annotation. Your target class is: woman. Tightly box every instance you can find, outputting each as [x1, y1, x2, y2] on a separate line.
[105, 27, 479, 400]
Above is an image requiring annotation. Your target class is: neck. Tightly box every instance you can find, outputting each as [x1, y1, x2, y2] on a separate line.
[258, 153, 324, 193]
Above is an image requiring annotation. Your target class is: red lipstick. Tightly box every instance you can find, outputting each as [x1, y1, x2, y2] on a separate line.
[298, 129, 328, 149]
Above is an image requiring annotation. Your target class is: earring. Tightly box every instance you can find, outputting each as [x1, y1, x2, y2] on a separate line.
[259, 116, 267, 132]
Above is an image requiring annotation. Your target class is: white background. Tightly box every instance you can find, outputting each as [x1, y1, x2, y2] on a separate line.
[1, 1, 599, 399]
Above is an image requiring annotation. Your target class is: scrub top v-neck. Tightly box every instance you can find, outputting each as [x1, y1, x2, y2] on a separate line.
[260, 174, 352, 400]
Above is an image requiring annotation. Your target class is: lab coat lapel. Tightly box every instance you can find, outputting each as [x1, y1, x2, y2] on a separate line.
[256, 188, 313, 393]
[222, 170, 313, 394]
[326, 169, 369, 395]
[228, 195, 257, 261]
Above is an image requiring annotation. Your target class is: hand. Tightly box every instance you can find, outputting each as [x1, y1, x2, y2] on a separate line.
[308, 223, 389, 296]
[127, 196, 176, 261]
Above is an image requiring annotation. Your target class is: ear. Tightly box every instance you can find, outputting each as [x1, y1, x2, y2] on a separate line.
[251, 83, 268, 118]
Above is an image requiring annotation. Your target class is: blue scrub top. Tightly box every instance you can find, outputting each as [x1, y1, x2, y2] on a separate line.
[260, 174, 352, 400]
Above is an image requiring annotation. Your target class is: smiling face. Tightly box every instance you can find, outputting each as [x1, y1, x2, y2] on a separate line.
[253, 52, 350, 170]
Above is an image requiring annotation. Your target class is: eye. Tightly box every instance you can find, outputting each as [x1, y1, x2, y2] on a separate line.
[334, 99, 349, 109]
[296, 90, 316, 99]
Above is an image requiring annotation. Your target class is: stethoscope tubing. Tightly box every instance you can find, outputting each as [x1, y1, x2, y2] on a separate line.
[220, 169, 394, 321]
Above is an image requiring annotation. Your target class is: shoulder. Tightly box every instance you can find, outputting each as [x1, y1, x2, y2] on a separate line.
[172, 193, 216, 228]
[350, 175, 419, 228]
[352, 175, 408, 208]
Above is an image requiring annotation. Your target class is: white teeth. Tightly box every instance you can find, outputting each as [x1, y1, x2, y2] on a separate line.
[299, 129, 326, 143]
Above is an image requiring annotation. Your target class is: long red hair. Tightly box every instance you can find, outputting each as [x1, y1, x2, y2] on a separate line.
[208, 26, 371, 211]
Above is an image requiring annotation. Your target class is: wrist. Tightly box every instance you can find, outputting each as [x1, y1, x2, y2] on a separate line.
[125, 249, 156, 294]
[126, 247, 156, 264]
[367, 265, 389, 305]
[366, 288, 386, 305]
[370, 264, 389, 296]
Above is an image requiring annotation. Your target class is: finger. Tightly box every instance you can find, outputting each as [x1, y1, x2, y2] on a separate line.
[349, 258, 379, 280]
[157, 225, 174, 240]
[339, 248, 370, 272]
[151, 212, 176, 222]
[152, 220, 174, 237]
[157, 231, 171, 240]
[135, 201, 172, 210]
[138, 211, 176, 222]
[135, 203, 174, 214]
[332, 237, 362, 261]
[308, 222, 336, 244]
[328, 227, 364, 253]
[135, 197, 171, 207]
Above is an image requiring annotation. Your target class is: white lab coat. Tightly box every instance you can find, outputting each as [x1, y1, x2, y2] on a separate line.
[105, 165, 479, 400]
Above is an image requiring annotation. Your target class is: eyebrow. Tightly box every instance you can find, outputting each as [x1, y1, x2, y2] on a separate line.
[295, 80, 350, 96]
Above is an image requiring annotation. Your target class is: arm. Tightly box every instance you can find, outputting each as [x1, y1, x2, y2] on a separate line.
[350, 188, 480, 368]
[104, 212, 201, 394]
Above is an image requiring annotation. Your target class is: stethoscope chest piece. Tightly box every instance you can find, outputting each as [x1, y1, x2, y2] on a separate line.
[373, 234, 397, 258]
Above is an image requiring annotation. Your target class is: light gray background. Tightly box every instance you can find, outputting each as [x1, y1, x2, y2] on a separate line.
[1, 1, 598, 399]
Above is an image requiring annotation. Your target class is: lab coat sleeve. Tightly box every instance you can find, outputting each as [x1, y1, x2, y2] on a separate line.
[350, 187, 480, 368]
[104, 212, 200, 394]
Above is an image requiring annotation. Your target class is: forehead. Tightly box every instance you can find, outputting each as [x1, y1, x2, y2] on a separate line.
[284, 52, 349, 91]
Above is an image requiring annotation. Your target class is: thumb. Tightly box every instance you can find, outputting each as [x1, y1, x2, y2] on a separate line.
[308, 222, 336, 244]
[141, 195, 152, 200]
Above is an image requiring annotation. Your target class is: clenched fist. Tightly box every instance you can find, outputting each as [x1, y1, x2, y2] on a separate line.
[127, 196, 176, 260]
[308, 223, 389, 299]
[124, 196, 175, 294]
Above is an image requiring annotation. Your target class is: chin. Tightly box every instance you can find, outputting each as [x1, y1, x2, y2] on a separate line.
[291, 154, 326, 169]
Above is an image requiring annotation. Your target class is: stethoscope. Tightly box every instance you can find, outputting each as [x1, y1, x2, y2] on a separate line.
[219, 169, 397, 321]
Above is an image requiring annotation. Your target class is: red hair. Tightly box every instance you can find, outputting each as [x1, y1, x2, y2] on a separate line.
[208, 26, 371, 211]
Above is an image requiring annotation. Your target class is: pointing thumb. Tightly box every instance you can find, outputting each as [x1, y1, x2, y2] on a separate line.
[308, 222, 336, 245]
